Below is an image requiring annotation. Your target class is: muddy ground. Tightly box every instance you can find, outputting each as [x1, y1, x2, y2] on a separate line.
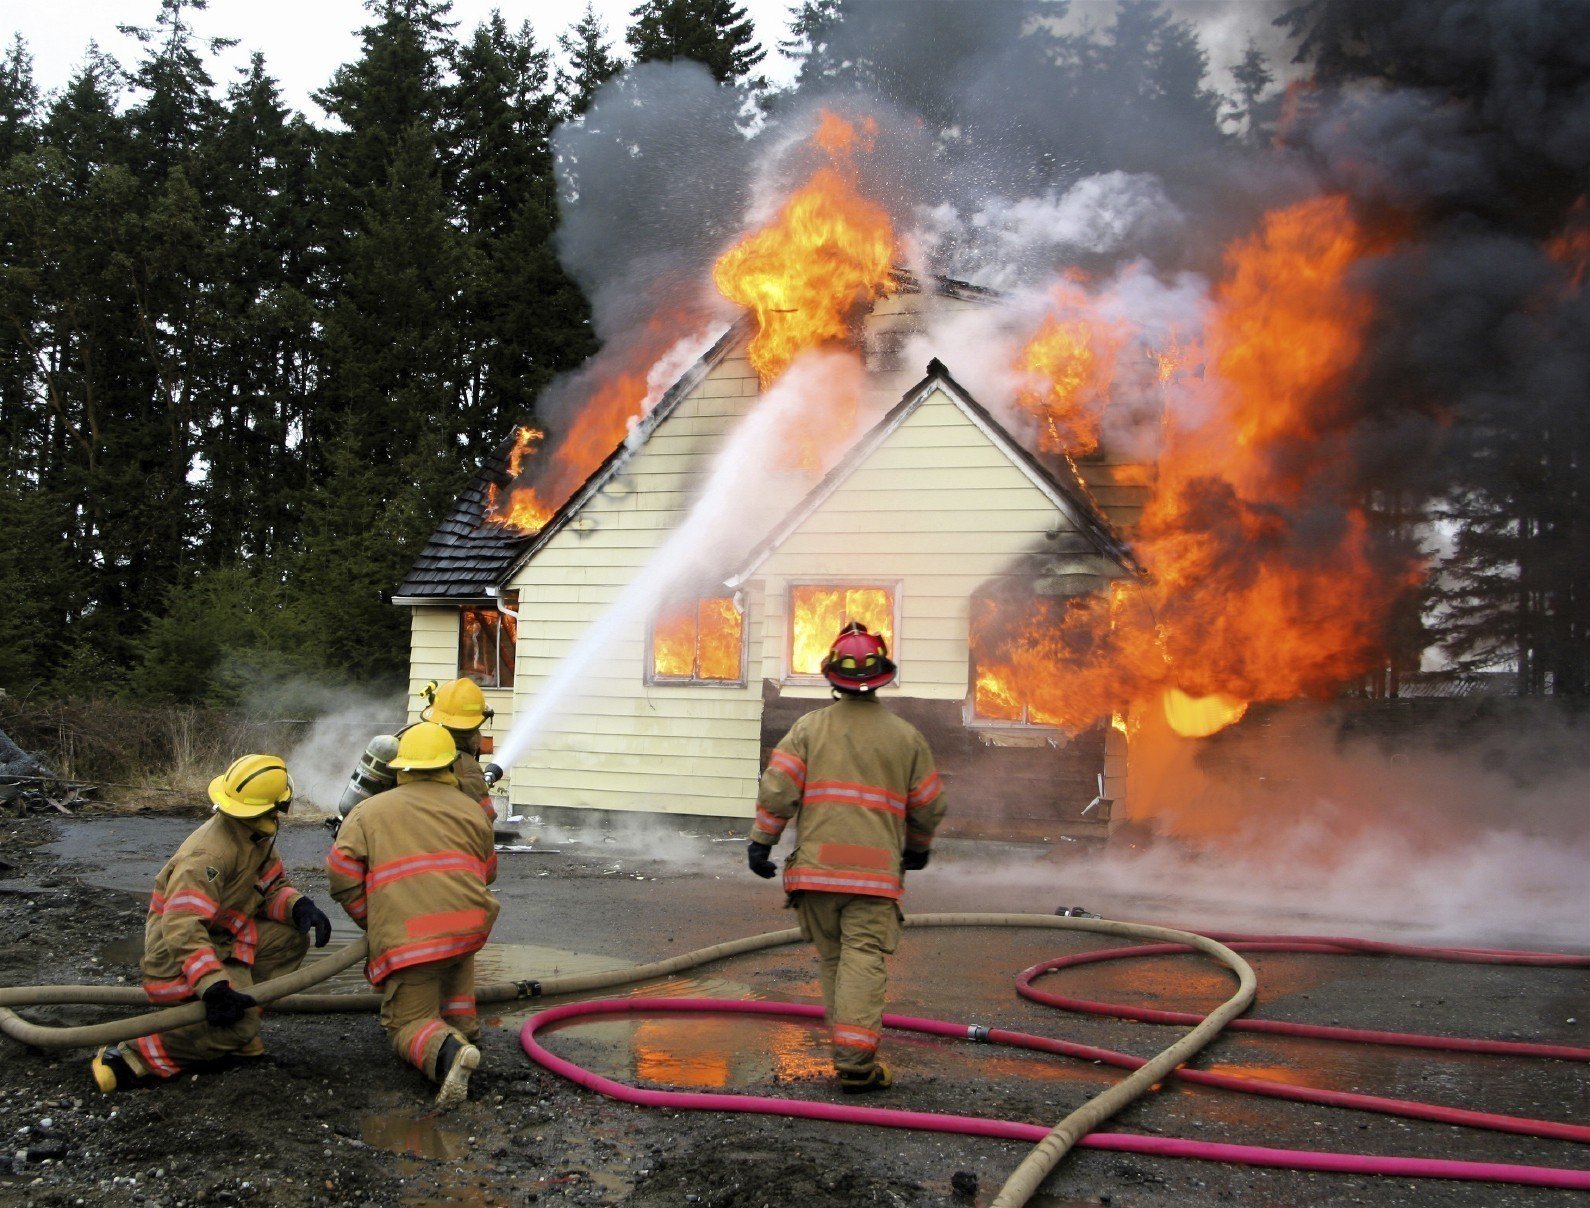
[0, 805, 1585, 1208]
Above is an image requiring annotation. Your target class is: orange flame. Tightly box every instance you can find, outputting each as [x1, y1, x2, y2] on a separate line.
[1546, 197, 1590, 290]
[790, 585, 893, 676]
[976, 196, 1420, 736]
[1016, 281, 1127, 456]
[484, 317, 689, 533]
[652, 595, 744, 681]
[712, 112, 896, 387]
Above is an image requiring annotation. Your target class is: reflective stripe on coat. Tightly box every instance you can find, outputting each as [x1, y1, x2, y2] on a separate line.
[326, 777, 499, 986]
[749, 696, 947, 900]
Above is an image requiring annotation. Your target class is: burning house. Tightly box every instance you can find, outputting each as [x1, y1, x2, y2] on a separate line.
[394, 273, 1149, 840]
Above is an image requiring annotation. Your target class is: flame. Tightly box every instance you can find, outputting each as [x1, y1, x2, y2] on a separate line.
[790, 586, 893, 676]
[1016, 281, 1127, 456]
[1546, 197, 1589, 290]
[712, 112, 896, 388]
[484, 317, 689, 533]
[1161, 688, 1248, 739]
[975, 196, 1420, 737]
[652, 595, 743, 681]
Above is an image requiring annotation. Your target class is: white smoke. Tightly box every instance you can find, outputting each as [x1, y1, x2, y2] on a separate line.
[284, 690, 407, 816]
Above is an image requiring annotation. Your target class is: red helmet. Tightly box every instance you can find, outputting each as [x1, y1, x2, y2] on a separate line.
[822, 622, 896, 692]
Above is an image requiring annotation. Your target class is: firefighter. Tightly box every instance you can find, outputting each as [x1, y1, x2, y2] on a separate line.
[420, 678, 496, 813]
[89, 755, 334, 1091]
[326, 722, 500, 1109]
[744, 622, 947, 1093]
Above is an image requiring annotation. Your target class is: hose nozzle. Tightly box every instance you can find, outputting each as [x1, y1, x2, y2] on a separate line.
[483, 762, 504, 786]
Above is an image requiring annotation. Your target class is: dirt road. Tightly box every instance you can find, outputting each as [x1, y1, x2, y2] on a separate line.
[1, 808, 1585, 1206]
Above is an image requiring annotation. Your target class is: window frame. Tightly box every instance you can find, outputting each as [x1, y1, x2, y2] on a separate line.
[783, 579, 902, 686]
[644, 592, 749, 688]
[964, 588, 1066, 730]
[458, 596, 517, 689]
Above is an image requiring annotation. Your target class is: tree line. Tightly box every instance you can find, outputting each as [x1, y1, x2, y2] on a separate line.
[0, 0, 1581, 711]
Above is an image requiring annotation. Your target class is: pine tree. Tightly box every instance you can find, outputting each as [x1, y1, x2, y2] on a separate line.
[0, 35, 39, 164]
[556, 1, 623, 118]
[626, 0, 766, 85]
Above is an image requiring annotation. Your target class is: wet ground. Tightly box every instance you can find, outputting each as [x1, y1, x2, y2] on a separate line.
[0, 808, 1586, 1206]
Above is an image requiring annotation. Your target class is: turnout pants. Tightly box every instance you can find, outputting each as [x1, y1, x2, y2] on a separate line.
[378, 953, 479, 1082]
[130, 920, 309, 1078]
[793, 891, 902, 1077]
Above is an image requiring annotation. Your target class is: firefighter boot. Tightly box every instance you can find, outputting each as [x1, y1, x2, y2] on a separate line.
[90, 1045, 153, 1093]
[838, 1059, 893, 1095]
[434, 1035, 480, 1110]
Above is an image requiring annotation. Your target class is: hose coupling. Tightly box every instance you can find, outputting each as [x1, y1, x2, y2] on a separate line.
[967, 1024, 991, 1043]
[515, 978, 543, 999]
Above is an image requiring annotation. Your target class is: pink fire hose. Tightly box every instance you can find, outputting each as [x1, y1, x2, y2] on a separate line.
[519, 925, 1590, 1204]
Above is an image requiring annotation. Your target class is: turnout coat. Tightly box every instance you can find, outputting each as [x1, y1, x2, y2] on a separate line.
[141, 812, 304, 1003]
[749, 695, 947, 899]
[327, 777, 500, 985]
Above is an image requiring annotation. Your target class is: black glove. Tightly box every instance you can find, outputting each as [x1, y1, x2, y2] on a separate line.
[292, 896, 333, 948]
[901, 847, 930, 872]
[747, 841, 777, 879]
[202, 980, 257, 1027]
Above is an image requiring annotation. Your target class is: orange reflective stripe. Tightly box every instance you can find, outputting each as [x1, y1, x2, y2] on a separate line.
[802, 780, 906, 815]
[767, 749, 806, 790]
[754, 807, 789, 836]
[441, 997, 476, 1017]
[832, 1024, 880, 1050]
[784, 868, 901, 897]
[137, 1032, 180, 1078]
[164, 889, 221, 920]
[263, 889, 296, 924]
[908, 771, 942, 808]
[143, 975, 192, 1004]
[345, 894, 369, 922]
[367, 934, 489, 985]
[327, 848, 366, 879]
[182, 949, 223, 984]
[408, 1019, 445, 1069]
[367, 851, 492, 889]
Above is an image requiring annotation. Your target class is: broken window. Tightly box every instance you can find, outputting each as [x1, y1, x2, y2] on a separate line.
[788, 585, 895, 677]
[459, 601, 517, 688]
[650, 595, 744, 684]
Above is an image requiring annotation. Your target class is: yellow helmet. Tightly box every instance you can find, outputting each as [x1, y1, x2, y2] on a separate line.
[419, 678, 492, 731]
[388, 722, 458, 771]
[209, 754, 294, 819]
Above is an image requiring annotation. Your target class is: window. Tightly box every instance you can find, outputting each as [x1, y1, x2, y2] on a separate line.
[969, 593, 1064, 726]
[649, 595, 744, 684]
[460, 602, 517, 688]
[788, 585, 895, 677]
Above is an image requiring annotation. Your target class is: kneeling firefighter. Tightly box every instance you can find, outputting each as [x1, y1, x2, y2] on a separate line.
[743, 623, 948, 1093]
[335, 678, 500, 828]
[326, 722, 500, 1109]
[91, 755, 334, 1091]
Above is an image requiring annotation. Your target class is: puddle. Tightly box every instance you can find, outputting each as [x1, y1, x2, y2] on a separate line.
[359, 1112, 468, 1161]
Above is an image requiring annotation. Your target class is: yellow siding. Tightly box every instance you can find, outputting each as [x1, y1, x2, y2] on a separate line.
[503, 352, 768, 819]
[406, 607, 516, 793]
[752, 385, 1119, 698]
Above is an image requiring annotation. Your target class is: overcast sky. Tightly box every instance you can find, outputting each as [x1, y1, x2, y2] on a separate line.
[12, 0, 801, 118]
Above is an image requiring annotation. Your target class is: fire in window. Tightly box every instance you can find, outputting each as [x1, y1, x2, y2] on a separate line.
[789, 585, 894, 677]
[459, 603, 516, 688]
[969, 594, 1066, 726]
[651, 595, 744, 683]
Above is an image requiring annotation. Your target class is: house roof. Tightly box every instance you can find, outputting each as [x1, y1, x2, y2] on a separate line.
[724, 358, 1140, 588]
[392, 319, 749, 603]
[394, 271, 1135, 602]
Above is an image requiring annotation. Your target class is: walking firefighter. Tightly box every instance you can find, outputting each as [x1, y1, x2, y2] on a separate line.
[744, 622, 947, 1093]
[326, 722, 500, 1109]
[90, 755, 334, 1091]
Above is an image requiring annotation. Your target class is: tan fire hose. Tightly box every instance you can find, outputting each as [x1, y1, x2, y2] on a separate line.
[0, 915, 1254, 1208]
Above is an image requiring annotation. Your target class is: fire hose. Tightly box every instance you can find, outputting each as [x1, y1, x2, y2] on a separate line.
[2, 915, 1587, 1202]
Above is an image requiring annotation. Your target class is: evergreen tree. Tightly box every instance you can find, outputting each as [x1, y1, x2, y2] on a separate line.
[556, 1, 623, 118]
[0, 35, 39, 164]
[1224, 38, 1280, 147]
[626, 0, 766, 85]
[452, 14, 597, 444]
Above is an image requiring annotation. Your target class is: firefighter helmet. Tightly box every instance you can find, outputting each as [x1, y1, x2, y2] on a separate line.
[209, 754, 294, 819]
[420, 678, 494, 731]
[388, 722, 458, 771]
[821, 622, 896, 692]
